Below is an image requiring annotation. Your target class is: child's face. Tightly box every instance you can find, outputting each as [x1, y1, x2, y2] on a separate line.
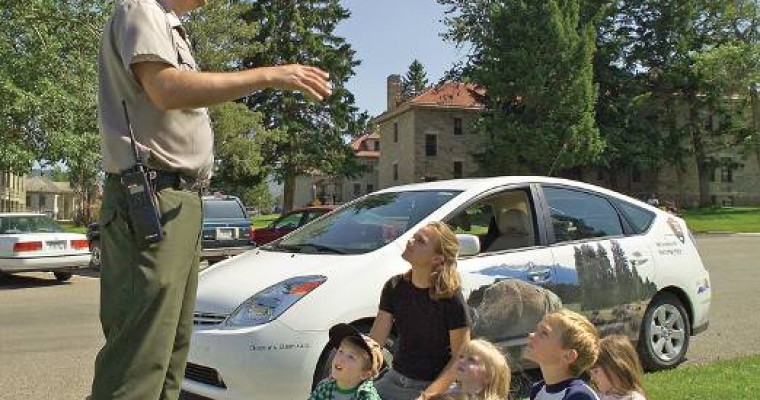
[524, 318, 570, 366]
[455, 352, 488, 393]
[402, 226, 442, 268]
[589, 366, 613, 394]
[331, 340, 371, 389]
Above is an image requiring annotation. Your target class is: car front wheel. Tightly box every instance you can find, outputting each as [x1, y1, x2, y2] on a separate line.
[638, 292, 691, 371]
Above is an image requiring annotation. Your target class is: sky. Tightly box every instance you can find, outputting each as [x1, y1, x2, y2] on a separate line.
[336, 0, 468, 117]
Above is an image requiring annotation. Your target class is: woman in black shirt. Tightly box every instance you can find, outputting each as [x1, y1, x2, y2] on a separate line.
[370, 222, 472, 400]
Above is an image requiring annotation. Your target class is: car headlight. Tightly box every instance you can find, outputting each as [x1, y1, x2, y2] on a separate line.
[225, 275, 327, 327]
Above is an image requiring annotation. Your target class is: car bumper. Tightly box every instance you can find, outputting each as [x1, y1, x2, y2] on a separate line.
[200, 246, 254, 261]
[0, 254, 91, 272]
[181, 320, 325, 400]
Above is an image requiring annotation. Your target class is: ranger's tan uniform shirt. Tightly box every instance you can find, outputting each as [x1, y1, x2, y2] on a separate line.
[98, 0, 213, 180]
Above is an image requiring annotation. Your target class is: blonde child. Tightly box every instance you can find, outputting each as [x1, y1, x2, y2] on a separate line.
[308, 323, 383, 400]
[453, 339, 511, 400]
[589, 335, 646, 400]
[370, 222, 472, 400]
[523, 309, 600, 400]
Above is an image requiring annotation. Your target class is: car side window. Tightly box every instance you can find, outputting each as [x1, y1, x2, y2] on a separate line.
[447, 188, 536, 253]
[544, 186, 623, 243]
[614, 199, 656, 234]
[273, 212, 304, 230]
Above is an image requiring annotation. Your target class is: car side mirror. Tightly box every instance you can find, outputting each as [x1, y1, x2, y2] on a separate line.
[457, 234, 480, 257]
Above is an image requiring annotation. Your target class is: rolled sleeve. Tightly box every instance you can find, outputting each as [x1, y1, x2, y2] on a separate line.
[115, 1, 178, 73]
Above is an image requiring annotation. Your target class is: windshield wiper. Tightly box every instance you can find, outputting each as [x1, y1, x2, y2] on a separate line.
[299, 243, 347, 254]
[267, 243, 303, 253]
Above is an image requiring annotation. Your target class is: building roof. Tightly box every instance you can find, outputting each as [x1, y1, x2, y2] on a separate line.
[408, 82, 485, 108]
[26, 176, 74, 194]
[349, 132, 380, 159]
[372, 82, 485, 124]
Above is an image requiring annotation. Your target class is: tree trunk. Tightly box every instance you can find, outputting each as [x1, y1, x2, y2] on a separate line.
[690, 103, 712, 207]
[283, 174, 295, 213]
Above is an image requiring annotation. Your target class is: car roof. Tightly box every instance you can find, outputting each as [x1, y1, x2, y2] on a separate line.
[373, 176, 650, 206]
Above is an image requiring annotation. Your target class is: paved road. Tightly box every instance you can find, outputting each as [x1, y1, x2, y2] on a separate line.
[0, 235, 757, 400]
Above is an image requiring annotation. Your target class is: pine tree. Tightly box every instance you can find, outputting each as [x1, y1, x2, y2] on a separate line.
[402, 59, 429, 99]
[240, 0, 364, 211]
[439, 0, 603, 175]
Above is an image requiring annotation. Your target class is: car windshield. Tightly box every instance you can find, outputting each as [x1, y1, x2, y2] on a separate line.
[0, 215, 63, 234]
[204, 200, 246, 219]
[267, 190, 462, 255]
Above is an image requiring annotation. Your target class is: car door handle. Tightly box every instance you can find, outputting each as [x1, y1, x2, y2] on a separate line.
[631, 258, 649, 267]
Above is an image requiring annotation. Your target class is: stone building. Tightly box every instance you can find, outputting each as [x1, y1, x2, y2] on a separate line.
[371, 74, 760, 206]
[372, 75, 485, 188]
[0, 172, 26, 212]
[292, 132, 380, 207]
[25, 176, 79, 220]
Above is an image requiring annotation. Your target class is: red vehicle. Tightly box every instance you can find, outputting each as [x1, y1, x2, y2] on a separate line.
[250, 206, 335, 246]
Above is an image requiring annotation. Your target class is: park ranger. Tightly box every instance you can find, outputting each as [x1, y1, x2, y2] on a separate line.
[91, 0, 331, 399]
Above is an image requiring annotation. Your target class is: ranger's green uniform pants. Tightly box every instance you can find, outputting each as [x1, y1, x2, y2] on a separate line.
[91, 175, 202, 400]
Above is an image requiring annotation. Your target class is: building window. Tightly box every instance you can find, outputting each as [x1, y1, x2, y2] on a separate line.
[708, 167, 716, 182]
[393, 163, 398, 181]
[425, 134, 437, 157]
[353, 183, 361, 197]
[366, 184, 374, 193]
[720, 165, 733, 183]
[454, 118, 463, 136]
[423, 176, 439, 182]
[374, 141, 380, 151]
[40, 196, 46, 207]
[393, 122, 398, 143]
[454, 161, 463, 178]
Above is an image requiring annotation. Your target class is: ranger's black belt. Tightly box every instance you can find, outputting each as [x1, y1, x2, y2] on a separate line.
[108, 170, 204, 193]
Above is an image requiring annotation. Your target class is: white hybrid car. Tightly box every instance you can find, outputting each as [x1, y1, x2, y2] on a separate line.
[181, 177, 711, 400]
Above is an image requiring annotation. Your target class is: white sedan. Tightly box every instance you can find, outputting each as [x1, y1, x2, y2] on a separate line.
[0, 213, 91, 281]
[181, 176, 711, 400]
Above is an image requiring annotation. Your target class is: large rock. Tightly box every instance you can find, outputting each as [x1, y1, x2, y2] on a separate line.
[468, 279, 563, 341]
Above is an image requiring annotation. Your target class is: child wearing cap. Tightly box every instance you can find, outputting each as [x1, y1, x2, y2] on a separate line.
[308, 323, 384, 400]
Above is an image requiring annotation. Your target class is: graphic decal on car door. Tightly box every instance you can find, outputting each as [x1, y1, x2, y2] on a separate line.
[466, 240, 656, 347]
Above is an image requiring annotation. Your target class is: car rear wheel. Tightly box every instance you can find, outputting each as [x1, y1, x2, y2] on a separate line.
[638, 292, 690, 371]
[54, 272, 73, 282]
[311, 322, 396, 389]
[89, 239, 101, 269]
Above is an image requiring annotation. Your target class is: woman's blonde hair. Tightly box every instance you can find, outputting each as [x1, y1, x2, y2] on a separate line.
[460, 339, 511, 400]
[595, 335, 646, 396]
[418, 221, 462, 300]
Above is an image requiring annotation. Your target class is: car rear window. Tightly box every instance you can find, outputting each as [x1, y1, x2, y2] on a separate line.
[0, 215, 62, 234]
[203, 200, 246, 219]
[614, 199, 656, 234]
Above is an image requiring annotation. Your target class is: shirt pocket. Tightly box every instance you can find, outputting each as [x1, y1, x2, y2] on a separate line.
[175, 40, 197, 71]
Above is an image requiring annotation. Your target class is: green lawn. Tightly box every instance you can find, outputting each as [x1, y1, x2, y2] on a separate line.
[642, 355, 760, 399]
[514, 355, 760, 399]
[58, 221, 87, 234]
[681, 206, 760, 233]
[251, 214, 279, 229]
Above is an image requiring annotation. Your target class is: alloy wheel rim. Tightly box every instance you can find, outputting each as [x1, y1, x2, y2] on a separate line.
[649, 303, 686, 362]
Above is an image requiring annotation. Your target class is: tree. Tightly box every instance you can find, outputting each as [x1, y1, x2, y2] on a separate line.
[241, 0, 365, 211]
[401, 59, 429, 99]
[185, 0, 272, 199]
[439, 0, 604, 175]
[0, 0, 111, 222]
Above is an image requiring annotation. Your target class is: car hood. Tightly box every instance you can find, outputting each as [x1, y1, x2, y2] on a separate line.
[195, 248, 362, 316]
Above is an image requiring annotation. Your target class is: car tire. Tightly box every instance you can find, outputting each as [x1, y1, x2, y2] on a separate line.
[311, 322, 397, 389]
[89, 239, 102, 270]
[54, 272, 73, 282]
[638, 292, 691, 371]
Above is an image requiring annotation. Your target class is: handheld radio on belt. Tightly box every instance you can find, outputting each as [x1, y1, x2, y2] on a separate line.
[120, 101, 164, 244]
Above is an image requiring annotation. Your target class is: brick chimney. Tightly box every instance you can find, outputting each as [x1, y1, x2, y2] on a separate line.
[387, 74, 402, 111]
